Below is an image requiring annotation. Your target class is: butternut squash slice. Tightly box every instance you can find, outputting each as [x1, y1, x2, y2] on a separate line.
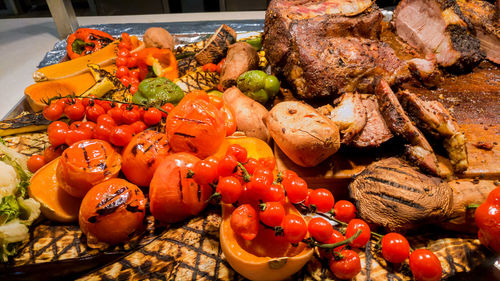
[28, 157, 81, 223]
[33, 40, 144, 82]
[25, 64, 116, 112]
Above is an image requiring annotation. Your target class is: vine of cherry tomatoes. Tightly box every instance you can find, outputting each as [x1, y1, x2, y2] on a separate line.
[190, 144, 443, 281]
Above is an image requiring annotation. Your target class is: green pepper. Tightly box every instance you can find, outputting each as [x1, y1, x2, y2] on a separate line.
[236, 70, 280, 104]
[245, 36, 262, 51]
[132, 77, 184, 107]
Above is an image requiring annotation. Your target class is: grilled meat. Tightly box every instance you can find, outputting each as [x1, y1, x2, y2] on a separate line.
[263, 0, 410, 98]
[351, 95, 393, 148]
[393, 0, 483, 72]
[398, 90, 468, 172]
[320, 92, 367, 144]
[350, 157, 453, 232]
[457, 0, 500, 64]
[407, 58, 443, 87]
[376, 80, 440, 175]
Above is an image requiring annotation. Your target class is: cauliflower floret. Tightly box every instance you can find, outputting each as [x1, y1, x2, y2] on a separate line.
[0, 161, 17, 200]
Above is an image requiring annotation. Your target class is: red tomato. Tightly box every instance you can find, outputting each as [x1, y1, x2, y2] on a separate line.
[143, 108, 162, 126]
[127, 57, 138, 68]
[308, 188, 335, 213]
[43, 145, 63, 163]
[98, 100, 113, 112]
[120, 76, 131, 87]
[216, 176, 243, 204]
[334, 200, 356, 223]
[93, 123, 113, 142]
[116, 66, 129, 78]
[117, 49, 130, 58]
[107, 106, 124, 124]
[65, 129, 92, 146]
[381, 233, 410, 263]
[192, 159, 218, 186]
[130, 120, 147, 134]
[308, 217, 334, 243]
[409, 249, 443, 281]
[149, 153, 212, 223]
[217, 154, 238, 177]
[226, 144, 247, 163]
[109, 125, 134, 147]
[345, 219, 371, 248]
[282, 176, 308, 204]
[47, 122, 68, 147]
[318, 229, 346, 260]
[97, 114, 117, 127]
[258, 157, 276, 171]
[129, 69, 140, 79]
[86, 104, 105, 122]
[243, 158, 258, 175]
[116, 56, 128, 67]
[264, 184, 286, 204]
[43, 103, 64, 121]
[79, 121, 96, 132]
[122, 108, 141, 124]
[166, 92, 226, 158]
[118, 40, 132, 50]
[281, 214, 307, 244]
[27, 154, 46, 173]
[231, 204, 259, 240]
[64, 101, 85, 121]
[259, 202, 285, 227]
[475, 187, 500, 253]
[48, 121, 69, 133]
[329, 249, 361, 280]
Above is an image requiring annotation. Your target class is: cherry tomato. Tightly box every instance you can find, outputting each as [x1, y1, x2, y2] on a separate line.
[122, 108, 141, 124]
[409, 249, 443, 281]
[120, 76, 131, 87]
[109, 125, 134, 147]
[281, 214, 307, 244]
[97, 114, 117, 127]
[329, 249, 361, 280]
[143, 107, 162, 126]
[65, 129, 92, 146]
[216, 58, 226, 73]
[98, 100, 113, 112]
[280, 170, 298, 182]
[43, 103, 64, 121]
[93, 123, 113, 142]
[247, 174, 272, 201]
[48, 121, 69, 133]
[345, 219, 371, 248]
[160, 103, 174, 117]
[259, 202, 285, 227]
[334, 200, 356, 223]
[86, 104, 105, 122]
[243, 158, 258, 175]
[129, 76, 140, 87]
[216, 176, 243, 204]
[308, 217, 334, 243]
[43, 145, 63, 163]
[475, 187, 500, 253]
[258, 157, 276, 171]
[117, 49, 130, 58]
[127, 57, 138, 68]
[107, 106, 124, 124]
[231, 204, 259, 240]
[48, 126, 68, 147]
[63, 102, 85, 121]
[193, 159, 218, 186]
[264, 183, 286, 204]
[116, 66, 129, 78]
[217, 154, 238, 177]
[318, 229, 346, 260]
[118, 40, 132, 50]
[308, 188, 335, 213]
[381, 233, 410, 264]
[226, 144, 248, 163]
[69, 121, 83, 130]
[116, 56, 128, 67]
[79, 121, 96, 133]
[27, 154, 46, 173]
[220, 104, 236, 136]
[282, 176, 308, 204]
[130, 120, 147, 134]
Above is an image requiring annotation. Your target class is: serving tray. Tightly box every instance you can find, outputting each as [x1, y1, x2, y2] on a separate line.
[1, 19, 500, 281]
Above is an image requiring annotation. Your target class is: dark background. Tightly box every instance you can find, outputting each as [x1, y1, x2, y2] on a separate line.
[0, 0, 399, 18]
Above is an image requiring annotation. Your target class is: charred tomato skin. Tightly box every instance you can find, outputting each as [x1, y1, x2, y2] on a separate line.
[79, 178, 146, 245]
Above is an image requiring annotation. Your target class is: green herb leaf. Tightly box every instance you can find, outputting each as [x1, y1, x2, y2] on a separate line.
[0, 196, 20, 224]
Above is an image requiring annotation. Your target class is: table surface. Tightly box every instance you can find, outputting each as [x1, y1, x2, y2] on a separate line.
[0, 11, 265, 119]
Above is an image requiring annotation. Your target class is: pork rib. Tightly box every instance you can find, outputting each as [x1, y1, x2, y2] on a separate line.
[376, 80, 440, 175]
[398, 90, 468, 173]
[393, 0, 483, 72]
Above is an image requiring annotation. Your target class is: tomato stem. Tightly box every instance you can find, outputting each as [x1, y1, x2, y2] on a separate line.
[316, 212, 384, 239]
[236, 162, 251, 182]
[313, 229, 362, 249]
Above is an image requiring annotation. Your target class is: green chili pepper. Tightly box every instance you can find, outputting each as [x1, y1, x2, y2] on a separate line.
[132, 77, 184, 107]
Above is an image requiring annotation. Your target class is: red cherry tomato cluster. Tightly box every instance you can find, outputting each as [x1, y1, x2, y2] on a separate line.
[116, 33, 142, 94]
[44, 97, 164, 148]
[201, 58, 225, 73]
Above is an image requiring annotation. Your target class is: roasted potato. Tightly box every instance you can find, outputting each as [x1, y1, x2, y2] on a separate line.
[143, 27, 175, 50]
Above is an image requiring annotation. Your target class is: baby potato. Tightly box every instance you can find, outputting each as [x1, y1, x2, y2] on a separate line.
[265, 101, 340, 167]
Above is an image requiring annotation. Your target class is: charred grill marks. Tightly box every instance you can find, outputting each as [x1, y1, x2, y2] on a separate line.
[363, 176, 424, 194]
[364, 191, 426, 210]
